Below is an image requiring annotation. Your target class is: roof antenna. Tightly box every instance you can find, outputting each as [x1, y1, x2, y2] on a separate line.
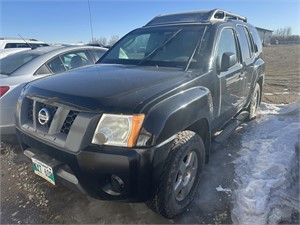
[87, 0, 94, 43]
[18, 33, 34, 49]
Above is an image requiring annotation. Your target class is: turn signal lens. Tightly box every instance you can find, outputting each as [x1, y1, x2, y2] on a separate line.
[128, 114, 145, 147]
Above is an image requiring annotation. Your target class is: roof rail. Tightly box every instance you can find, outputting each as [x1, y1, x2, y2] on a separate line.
[144, 9, 247, 27]
[209, 9, 247, 22]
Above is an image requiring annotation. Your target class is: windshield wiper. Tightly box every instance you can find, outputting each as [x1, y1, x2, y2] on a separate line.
[137, 29, 182, 66]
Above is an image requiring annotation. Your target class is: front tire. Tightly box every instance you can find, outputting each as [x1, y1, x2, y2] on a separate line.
[147, 131, 205, 218]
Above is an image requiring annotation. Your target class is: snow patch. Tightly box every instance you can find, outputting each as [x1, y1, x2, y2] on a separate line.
[231, 102, 300, 225]
[274, 92, 290, 95]
[265, 93, 274, 96]
[216, 185, 232, 193]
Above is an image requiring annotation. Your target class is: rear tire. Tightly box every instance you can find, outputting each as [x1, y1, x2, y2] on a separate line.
[147, 131, 205, 218]
[248, 83, 261, 120]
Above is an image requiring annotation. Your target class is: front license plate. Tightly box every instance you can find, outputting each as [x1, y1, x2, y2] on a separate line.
[32, 158, 55, 185]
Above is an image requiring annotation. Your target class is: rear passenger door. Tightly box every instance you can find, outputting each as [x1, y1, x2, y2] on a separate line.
[236, 25, 255, 101]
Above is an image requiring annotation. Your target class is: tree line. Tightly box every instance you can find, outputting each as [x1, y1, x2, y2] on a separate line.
[271, 26, 300, 44]
[89, 35, 120, 47]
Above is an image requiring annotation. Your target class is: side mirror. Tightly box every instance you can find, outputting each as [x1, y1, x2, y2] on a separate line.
[220, 52, 237, 72]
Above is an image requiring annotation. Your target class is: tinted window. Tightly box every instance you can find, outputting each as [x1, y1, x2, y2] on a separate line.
[237, 26, 251, 60]
[216, 28, 238, 69]
[47, 57, 65, 74]
[4, 43, 29, 48]
[35, 64, 51, 75]
[0, 52, 40, 75]
[249, 27, 263, 53]
[4, 43, 49, 49]
[243, 27, 255, 55]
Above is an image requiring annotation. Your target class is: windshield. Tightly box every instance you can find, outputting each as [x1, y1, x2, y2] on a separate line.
[99, 26, 207, 69]
[0, 52, 41, 75]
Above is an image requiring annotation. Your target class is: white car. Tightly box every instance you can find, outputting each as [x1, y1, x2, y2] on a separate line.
[0, 37, 49, 49]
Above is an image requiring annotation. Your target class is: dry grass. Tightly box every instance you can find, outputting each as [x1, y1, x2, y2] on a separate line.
[263, 45, 300, 104]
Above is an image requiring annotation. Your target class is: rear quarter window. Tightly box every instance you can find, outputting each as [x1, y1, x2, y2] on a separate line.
[236, 25, 252, 61]
[34, 64, 51, 75]
[249, 27, 263, 54]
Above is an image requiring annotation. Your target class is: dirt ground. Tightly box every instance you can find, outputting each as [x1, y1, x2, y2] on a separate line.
[262, 45, 300, 104]
[1, 45, 299, 224]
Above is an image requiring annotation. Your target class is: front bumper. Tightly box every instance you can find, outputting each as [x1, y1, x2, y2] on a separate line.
[16, 128, 172, 202]
[0, 124, 16, 136]
[0, 106, 16, 135]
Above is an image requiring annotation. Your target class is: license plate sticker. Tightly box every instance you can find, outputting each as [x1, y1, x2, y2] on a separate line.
[32, 158, 55, 185]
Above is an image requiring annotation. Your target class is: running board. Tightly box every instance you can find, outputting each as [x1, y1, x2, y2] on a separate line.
[213, 111, 249, 143]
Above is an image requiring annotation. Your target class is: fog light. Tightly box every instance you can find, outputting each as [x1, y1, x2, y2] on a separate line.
[111, 175, 125, 193]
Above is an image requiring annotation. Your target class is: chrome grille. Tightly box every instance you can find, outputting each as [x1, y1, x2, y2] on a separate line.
[60, 110, 79, 134]
[25, 97, 76, 134]
[20, 97, 100, 152]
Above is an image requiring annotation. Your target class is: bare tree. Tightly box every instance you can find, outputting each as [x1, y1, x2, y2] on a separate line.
[271, 26, 299, 44]
[274, 26, 292, 37]
[286, 27, 292, 36]
[89, 35, 119, 47]
[89, 37, 107, 46]
[108, 35, 120, 46]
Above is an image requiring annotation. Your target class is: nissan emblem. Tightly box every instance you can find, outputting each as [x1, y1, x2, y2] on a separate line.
[38, 108, 50, 125]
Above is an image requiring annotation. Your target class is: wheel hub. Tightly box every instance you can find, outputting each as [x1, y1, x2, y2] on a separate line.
[174, 150, 198, 201]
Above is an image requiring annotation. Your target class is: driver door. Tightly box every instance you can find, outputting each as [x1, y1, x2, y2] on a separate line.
[216, 28, 244, 118]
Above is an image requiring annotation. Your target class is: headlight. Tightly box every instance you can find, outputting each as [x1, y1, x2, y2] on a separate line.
[92, 114, 145, 147]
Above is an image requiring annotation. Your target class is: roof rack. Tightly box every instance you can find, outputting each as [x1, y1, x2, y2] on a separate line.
[145, 9, 247, 27]
[209, 9, 247, 22]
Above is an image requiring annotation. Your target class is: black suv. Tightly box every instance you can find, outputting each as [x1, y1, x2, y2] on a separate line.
[16, 9, 264, 218]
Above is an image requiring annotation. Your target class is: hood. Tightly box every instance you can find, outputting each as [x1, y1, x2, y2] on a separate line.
[25, 64, 190, 113]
